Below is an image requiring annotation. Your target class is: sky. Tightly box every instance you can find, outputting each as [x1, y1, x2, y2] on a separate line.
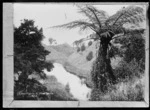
[14, 3, 138, 46]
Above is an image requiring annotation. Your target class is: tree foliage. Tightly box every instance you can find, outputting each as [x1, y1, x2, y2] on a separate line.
[81, 43, 86, 51]
[77, 47, 80, 52]
[49, 37, 57, 45]
[88, 41, 93, 46]
[86, 51, 93, 61]
[65, 83, 70, 93]
[14, 19, 54, 100]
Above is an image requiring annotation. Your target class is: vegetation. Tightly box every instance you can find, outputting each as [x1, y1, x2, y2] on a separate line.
[81, 43, 86, 51]
[65, 83, 70, 93]
[77, 47, 80, 52]
[44, 75, 77, 101]
[86, 51, 93, 61]
[88, 41, 93, 46]
[90, 27, 145, 101]
[90, 76, 144, 101]
[14, 19, 54, 100]
[51, 5, 145, 101]
[49, 37, 57, 45]
[14, 19, 76, 101]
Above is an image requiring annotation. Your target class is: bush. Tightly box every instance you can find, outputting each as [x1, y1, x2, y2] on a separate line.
[77, 47, 80, 52]
[90, 76, 144, 101]
[88, 41, 92, 46]
[65, 83, 70, 93]
[14, 79, 51, 100]
[50, 88, 74, 101]
[81, 44, 86, 51]
[114, 31, 145, 65]
[86, 51, 93, 61]
[113, 58, 144, 83]
[44, 75, 77, 101]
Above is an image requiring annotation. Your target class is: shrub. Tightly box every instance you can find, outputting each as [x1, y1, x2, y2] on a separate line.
[44, 75, 77, 101]
[50, 88, 73, 101]
[86, 51, 93, 61]
[65, 83, 70, 93]
[77, 47, 80, 52]
[88, 41, 92, 46]
[14, 78, 51, 100]
[90, 77, 144, 101]
[114, 31, 145, 66]
[81, 44, 86, 51]
[113, 58, 144, 83]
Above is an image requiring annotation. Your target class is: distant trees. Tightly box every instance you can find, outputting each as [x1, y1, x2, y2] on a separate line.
[77, 47, 80, 52]
[73, 39, 83, 48]
[65, 83, 70, 93]
[81, 43, 86, 51]
[49, 38, 57, 45]
[88, 41, 93, 46]
[14, 19, 54, 100]
[86, 51, 93, 61]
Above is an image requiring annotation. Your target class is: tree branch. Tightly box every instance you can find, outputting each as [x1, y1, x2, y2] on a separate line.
[87, 6, 102, 29]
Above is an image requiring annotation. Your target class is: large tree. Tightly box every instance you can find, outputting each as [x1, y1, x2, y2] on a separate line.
[14, 19, 54, 99]
[50, 5, 145, 92]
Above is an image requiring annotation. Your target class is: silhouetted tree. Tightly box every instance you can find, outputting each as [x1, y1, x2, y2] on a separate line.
[14, 19, 54, 100]
[81, 43, 86, 51]
[49, 37, 57, 45]
[88, 41, 93, 46]
[86, 51, 93, 61]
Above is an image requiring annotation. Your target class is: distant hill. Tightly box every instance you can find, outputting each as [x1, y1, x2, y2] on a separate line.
[67, 41, 99, 72]
[44, 43, 75, 64]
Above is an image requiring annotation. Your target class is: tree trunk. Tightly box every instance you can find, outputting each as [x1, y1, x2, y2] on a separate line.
[101, 42, 116, 84]
[91, 36, 116, 92]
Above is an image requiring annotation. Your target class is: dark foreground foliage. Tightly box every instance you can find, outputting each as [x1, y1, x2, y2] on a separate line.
[90, 29, 145, 101]
[86, 51, 93, 61]
[14, 19, 54, 100]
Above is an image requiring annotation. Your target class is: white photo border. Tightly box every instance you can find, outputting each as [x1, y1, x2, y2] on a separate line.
[3, 2, 149, 108]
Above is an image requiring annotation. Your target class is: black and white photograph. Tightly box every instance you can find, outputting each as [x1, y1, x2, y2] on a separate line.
[3, 2, 149, 107]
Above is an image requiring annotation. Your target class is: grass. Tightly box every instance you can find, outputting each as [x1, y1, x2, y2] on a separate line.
[90, 58, 145, 102]
[108, 76, 144, 101]
[90, 75, 145, 101]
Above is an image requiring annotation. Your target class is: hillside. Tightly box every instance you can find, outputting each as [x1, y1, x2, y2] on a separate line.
[67, 41, 98, 72]
[44, 43, 74, 64]
[67, 40, 122, 73]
